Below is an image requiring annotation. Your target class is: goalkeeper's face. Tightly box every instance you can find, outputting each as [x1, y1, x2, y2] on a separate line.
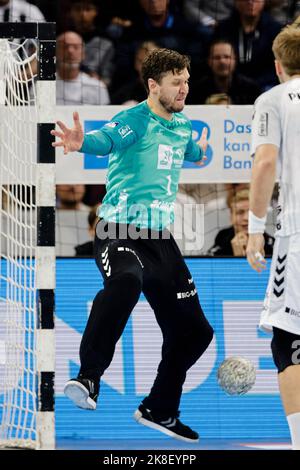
[156, 68, 189, 114]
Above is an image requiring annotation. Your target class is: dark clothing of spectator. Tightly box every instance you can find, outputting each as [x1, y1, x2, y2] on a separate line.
[214, 10, 282, 90]
[111, 11, 207, 93]
[123, 10, 205, 58]
[75, 240, 94, 256]
[111, 74, 147, 105]
[265, 0, 300, 25]
[208, 226, 274, 256]
[187, 71, 262, 104]
[82, 185, 106, 208]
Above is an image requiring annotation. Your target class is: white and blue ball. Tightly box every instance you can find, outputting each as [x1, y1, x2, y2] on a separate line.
[217, 357, 256, 395]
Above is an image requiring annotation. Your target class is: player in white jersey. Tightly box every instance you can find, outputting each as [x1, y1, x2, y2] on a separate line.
[247, 22, 300, 450]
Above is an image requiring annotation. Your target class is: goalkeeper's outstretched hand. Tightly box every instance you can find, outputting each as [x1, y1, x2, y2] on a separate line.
[51, 111, 84, 155]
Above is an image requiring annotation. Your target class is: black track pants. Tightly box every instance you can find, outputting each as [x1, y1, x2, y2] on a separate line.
[79, 221, 214, 415]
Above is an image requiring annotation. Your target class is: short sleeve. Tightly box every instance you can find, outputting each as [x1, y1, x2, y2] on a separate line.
[251, 92, 281, 156]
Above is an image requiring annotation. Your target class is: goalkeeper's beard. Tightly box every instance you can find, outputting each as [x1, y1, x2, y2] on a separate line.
[159, 95, 186, 113]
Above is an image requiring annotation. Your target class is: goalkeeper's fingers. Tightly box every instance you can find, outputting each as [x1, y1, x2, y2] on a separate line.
[73, 111, 81, 128]
[51, 130, 64, 139]
[57, 120, 68, 133]
[52, 141, 65, 148]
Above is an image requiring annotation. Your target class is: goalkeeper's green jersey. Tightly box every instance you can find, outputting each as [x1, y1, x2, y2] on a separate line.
[80, 100, 202, 230]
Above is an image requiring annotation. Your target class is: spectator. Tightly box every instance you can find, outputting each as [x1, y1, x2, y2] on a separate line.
[183, 0, 234, 39]
[0, 0, 45, 22]
[265, 0, 300, 25]
[208, 188, 274, 256]
[188, 39, 262, 104]
[183, 0, 234, 25]
[111, 40, 158, 105]
[56, 184, 90, 256]
[67, 0, 115, 86]
[56, 185, 90, 211]
[75, 204, 99, 256]
[112, 0, 207, 92]
[214, 0, 282, 90]
[56, 31, 110, 105]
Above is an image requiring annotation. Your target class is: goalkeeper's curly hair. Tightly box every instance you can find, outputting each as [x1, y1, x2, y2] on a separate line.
[141, 48, 190, 93]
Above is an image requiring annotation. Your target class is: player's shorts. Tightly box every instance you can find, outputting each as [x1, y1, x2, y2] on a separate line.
[260, 233, 300, 335]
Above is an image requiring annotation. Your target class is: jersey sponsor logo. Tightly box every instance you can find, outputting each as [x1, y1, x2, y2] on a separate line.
[288, 92, 300, 102]
[258, 112, 268, 136]
[285, 307, 300, 319]
[105, 121, 119, 128]
[177, 288, 197, 299]
[157, 144, 173, 169]
[118, 124, 133, 138]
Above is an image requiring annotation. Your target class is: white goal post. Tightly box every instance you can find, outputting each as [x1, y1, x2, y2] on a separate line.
[0, 23, 56, 450]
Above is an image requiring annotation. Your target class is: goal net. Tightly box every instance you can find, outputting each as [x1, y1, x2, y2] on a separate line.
[0, 37, 38, 449]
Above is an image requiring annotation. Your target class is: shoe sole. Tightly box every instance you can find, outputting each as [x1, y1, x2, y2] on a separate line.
[133, 410, 199, 443]
[64, 381, 96, 410]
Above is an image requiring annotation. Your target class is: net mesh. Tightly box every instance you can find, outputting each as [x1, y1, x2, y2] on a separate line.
[0, 38, 38, 449]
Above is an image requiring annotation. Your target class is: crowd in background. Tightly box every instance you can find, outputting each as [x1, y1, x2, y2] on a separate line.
[2, 0, 300, 104]
[1, 0, 297, 255]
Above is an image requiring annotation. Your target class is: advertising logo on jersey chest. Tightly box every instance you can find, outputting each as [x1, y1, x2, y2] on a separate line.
[157, 144, 173, 169]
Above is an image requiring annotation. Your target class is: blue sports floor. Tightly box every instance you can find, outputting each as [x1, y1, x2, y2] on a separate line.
[56, 438, 291, 450]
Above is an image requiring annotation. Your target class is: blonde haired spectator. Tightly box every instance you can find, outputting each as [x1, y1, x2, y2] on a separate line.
[208, 188, 274, 256]
[205, 93, 232, 104]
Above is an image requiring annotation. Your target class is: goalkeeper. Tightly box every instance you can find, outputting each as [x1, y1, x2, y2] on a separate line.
[51, 48, 213, 442]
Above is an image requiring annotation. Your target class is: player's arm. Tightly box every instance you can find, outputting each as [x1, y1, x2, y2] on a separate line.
[51, 111, 140, 155]
[184, 127, 208, 165]
[247, 144, 278, 272]
[246, 94, 280, 272]
[249, 144, 278, 218]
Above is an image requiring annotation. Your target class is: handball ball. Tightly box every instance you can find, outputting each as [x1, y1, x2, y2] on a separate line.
[217, 357, 256, 395]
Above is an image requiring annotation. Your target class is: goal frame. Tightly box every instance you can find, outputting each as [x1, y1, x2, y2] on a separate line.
[0, 22, 56, 450]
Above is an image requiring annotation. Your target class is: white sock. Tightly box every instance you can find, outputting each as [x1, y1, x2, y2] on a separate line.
[287, 412, 300, 450]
